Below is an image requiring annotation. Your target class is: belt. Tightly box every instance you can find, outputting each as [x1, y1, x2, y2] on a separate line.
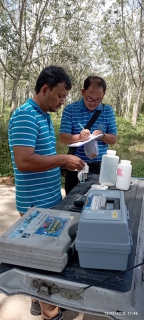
[87, 161, 101, 168]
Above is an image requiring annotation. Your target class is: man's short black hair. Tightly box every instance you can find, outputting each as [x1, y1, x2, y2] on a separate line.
[35, 65, 72, 93]
[84, 76, 106, 92]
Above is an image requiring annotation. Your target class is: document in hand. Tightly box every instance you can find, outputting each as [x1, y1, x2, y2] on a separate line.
[67, 133, 103, 147]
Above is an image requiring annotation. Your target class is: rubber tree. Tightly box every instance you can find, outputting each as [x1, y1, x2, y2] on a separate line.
[0, 0, 50, 112]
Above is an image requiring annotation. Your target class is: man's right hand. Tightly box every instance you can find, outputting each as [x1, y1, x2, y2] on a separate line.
[65, 155, 85, 171]
[79, 129, 90, 141]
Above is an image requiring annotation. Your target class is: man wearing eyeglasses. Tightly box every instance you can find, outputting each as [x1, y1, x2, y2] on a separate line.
[59, 76, 117, 194]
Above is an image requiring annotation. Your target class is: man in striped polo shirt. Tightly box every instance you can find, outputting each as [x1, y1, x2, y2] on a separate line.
[8, 66, 85, 320]
[60, 76, 117, 194]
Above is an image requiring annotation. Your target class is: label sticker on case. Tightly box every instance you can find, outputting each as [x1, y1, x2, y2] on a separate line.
[112, 211, 118, 218]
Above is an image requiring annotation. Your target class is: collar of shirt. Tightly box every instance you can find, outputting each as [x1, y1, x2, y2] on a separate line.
[27, 98, 47, 116]
[79, 98, 103, 113]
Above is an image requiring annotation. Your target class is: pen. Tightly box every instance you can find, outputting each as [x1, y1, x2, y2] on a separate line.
[78, 123, 84, 130]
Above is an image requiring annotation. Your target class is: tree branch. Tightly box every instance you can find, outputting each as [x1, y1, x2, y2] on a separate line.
[0, 58, 15, 79]
[0, 0, 19, 34]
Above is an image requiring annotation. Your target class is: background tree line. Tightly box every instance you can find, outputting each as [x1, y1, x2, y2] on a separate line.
[0, 0, 144, 180]
[0, 0, 144, 125]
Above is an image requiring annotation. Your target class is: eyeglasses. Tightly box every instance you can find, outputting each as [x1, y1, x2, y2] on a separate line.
[84, 94, 102, 104]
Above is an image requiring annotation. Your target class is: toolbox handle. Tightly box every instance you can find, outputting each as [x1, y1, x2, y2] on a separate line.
[129, 229, 133, 245]
[66, 239, 76, 259]
[126, 207, 130, 220]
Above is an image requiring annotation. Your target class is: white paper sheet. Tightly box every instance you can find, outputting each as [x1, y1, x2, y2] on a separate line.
[68, 133, 103, 147]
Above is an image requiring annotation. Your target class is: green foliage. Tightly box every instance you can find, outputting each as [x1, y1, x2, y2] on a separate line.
[0, 119, 13, 177]
[0, 108, 11, 123]
[53, 115, 68, 154]
[0, 113, 143, 187]
[113, 115, 144, 177]
[53, 113, 144, 178]
[141, 103, 144, 113]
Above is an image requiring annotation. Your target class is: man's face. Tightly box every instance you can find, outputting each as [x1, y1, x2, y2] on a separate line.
[82, 85, 105, 111]
[41, 83, 69, 112]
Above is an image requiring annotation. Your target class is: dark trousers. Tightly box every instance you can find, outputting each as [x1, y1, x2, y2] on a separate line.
[65, 162, 101, 195]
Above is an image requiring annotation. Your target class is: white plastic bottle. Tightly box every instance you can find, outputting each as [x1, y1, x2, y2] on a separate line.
[116, 160, 132, 191]
[99, 150, 119, 186]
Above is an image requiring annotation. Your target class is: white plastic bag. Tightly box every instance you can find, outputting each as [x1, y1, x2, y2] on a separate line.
[84, 140, 99, 159]
[78, 163, 89, 182]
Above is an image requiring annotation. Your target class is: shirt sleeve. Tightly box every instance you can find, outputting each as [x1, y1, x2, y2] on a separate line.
[9, 110, 38, 148]
[60, 105, 73, 134]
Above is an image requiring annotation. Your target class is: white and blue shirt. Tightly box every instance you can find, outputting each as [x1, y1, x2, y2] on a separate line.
[60, 98, 117, 162]
[8, 98, 62, 214]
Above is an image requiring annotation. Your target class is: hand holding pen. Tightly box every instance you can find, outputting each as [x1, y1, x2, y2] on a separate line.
[78, 123, 84, 130]
[78, 123, 91, 141]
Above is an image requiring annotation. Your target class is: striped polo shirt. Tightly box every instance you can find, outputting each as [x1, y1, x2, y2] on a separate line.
[8, 98, 62, 214]
[60, 98, 117, 162]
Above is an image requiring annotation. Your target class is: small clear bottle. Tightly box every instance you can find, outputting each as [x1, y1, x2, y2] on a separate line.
[99, 150, 119, 186]
[116, 160, 132, 191]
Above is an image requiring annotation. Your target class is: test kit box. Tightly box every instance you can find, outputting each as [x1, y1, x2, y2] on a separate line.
[75, 189, 132, 271]
[0, 207, 80, 272]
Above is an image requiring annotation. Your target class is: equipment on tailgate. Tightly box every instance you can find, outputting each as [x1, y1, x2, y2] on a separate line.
[0, 207, 80, 272]
[75, 189, 132, 271]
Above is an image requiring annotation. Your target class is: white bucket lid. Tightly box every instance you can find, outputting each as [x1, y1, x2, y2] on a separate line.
[107, 150, 116, 156]
[90, 184, 108, 190]
[121, 160, 131, 164]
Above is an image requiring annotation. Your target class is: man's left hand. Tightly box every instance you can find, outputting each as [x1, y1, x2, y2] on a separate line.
[92, 130, 103, 136]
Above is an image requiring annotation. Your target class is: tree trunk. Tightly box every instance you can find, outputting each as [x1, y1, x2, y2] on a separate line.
[11, 78, 19, 113]
[132, 84, 143, 126]
[1, 71, 6, 116]
[25, 50, 33, 100]
[25, 82, 29, 100]
[125, 86, 133, 119]
[60, 102, 66, 118]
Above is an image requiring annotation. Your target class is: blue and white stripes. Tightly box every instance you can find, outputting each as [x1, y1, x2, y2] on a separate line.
[60, 98, 117, 162]
[8, 98, 62, 214]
